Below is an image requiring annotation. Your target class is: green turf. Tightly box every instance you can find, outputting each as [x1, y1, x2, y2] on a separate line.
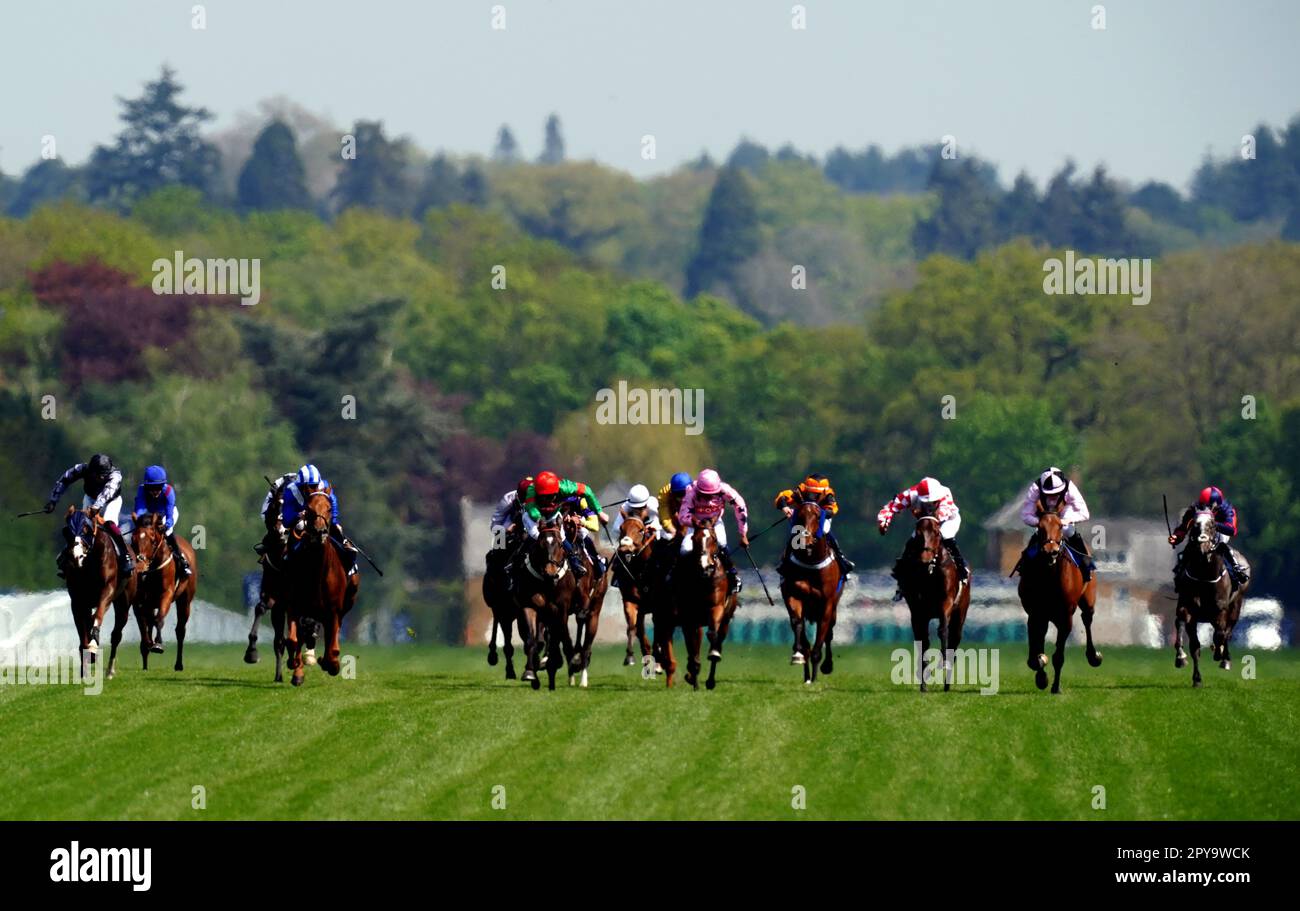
[1, 642, 1296, 820]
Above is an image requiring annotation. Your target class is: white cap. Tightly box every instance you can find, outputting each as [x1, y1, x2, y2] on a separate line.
[1039, 467, 1067, 495]
[627, 484, 651, 508]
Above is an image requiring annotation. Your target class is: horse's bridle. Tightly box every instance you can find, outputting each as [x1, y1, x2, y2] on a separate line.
[524, 523, 568, 583]
[915, 515, 942, 574]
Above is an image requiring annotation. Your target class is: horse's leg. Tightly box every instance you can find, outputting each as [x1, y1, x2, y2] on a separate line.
[1187, 616, 1203, 687]
[1027, 610, 1049, 690]
[134, 602, 152, 670]
[322, 610, 342, 677]
[821, 613, 835, 675]
[938, 602, 952, 692]
[810, 612, 833, 686]
[1173, 608, 1188, 668]
[502, 613, 517, 680]
[90, 585, 113, 654]
[272, 600, 286, 683]
[1214, 611, 1232, 671]
[106, 591, 130, 680]
[636, 605, 654, 659]
[1079, 595, 1103, 667]
[682, 624, 702, 690]
[286, 614, 306, 686]
[244, 596, 267, 664]
[174, 594, 190, 672]
[488, 614, 500, 667]
[521, 606, 541, 689]
[785, 592, 807, 668]
[546, 619, 565, 691]
[624, 599, 638, 666]
[1050, 609, 1072, 695]
[909, 613, 931, 692]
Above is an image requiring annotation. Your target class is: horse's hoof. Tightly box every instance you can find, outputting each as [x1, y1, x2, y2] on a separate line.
[487, 651, 499, 666]
[708, 648, 721, 660]
[304, 649, 318, 667]
[505, 667, 517, 680]
[580, 670, 589, 688]
[174, 662, 183, 672]
[1051, 685, 1062, 695]
[106, 668, 116, 680]
[1035, 669, 1049, 690]
[623, 655, 636, 666]
[1175, 655, 1187, 669]
[1087, 651, 1103, 668]
[803, 679, 812, 686]
[87, 642, 99, 655]
[654, 664, 664, 675]
[1192, 678, 1203, 688]
[791, 653, 805, 665]
[244, 648, 259, 664]
[705, 677, 716, 690]
[274, 674, 283, 683]
[531, 676, 541, 690]
[150, 643, 164, 655]
[685, 672, 696, 688]
[569, 674, 576, 687]
[291, 674, 304, 687]
[1220, 660, 1231, 670]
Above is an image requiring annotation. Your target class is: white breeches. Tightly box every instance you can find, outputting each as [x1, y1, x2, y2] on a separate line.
[938, 515, 961, 539]
[680, 522, 727, 553]
[84, 494, 122, 525]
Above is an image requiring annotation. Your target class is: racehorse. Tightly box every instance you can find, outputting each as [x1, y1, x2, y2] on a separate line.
[613, 514, 661, 672]
[512, 513, 577, 691]
[566, 513, 610, 688]
[1173, 509, 1248, 687]
[244, 541, 289, 682]
[656, 518, 738, 690]
[62, 507, 132, 681]
[128, 514, 198, 671]
[284, 492, 358, 686]
[779, 501, 845, 684]
[483, 535, 527, 680]
[1017, 508, 1102, 693]
[898, 515, 971, 692]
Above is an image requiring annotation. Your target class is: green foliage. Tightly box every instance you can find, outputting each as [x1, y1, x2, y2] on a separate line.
[684, 166, 761, 308]
[237, 121, 312, 212]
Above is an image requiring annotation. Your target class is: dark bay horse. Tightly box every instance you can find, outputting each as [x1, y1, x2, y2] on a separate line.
[614, 514, 661, 672]
[1174, 509, 1248, 687]
[284, 492, 358, 686]
[1017, 509, 1102, 693]
[566, 516, 610, 689]
[898, 515, 971, 692]
[245, 497, 290, 682]
[780, 501, 844, 685]
[513, 515, 577, 691]
[484, 534, 526, 680]
[128, 514, 198, 671]
[657, 518, 738, 690]
[63, 507, 132, 681]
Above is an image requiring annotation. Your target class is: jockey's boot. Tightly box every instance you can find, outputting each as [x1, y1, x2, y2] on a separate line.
[719, 547, 742, 594]
[167, 532, 192, 577]
[583, 535, 606, 575]
[1216, 542, 1248, 589]
[944, 538, 970, 580]
[105, 522, 132, 577]
[562, 540, 587, 578]
[1066, 531, 1094, 583]
[826, 532, 855, 575]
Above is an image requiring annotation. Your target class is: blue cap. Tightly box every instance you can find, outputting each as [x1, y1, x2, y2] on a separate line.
[670, 472, 692, 493]
[143, 465, 167, 485]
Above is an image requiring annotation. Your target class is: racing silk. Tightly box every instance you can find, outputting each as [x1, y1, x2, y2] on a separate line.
[523, 478, 601, 522]
[134, 483, 177, 531]
[774, 484, 839, 515]
[656, 484, 686, 535]
[282, 480, 340, 527]
[677, 482, 749, 537]
[877, 484, 958, 528]
[261, 473, 296, 522]
[1020, 480, 1090, 527]
[49, 464, 123, 511]
[1173, 501, 1238, 543]
[490, 490, 522, 530]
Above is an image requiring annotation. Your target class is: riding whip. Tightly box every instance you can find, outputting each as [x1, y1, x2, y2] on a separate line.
[739, 544, 775, 606]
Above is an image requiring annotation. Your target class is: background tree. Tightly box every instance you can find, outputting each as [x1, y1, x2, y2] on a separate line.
[684, 165, 760, 303]
[493, 125, 520, 163]
[6, 159, 83, 216]
[331, 120, 413, 216]
[236, 120, 312, 211]
[539, 114, 565, 165]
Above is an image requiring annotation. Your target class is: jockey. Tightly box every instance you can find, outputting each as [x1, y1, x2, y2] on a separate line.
[676, 468, 749, 594]
[519, 470, 606, 578]
[44, 453, 132, 578]
[1169, 486, 1249, 588]
[128, 465, 191, 577]
[656, 472, 693, 540]
[774, 473, 855, 576]
[488, 476, 531, 570]
[877, 477, 969, 596]
[612, 484, 661, 538]
[1020, 467, 1095, 583]
[281, 463, 357, 576]
[254, 470, 297, 556]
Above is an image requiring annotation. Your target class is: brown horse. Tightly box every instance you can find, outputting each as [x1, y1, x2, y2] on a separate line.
[613, 514, 661, 672]
[898, 515, 971, 692]
[513, 514, 577, 691]
[62, 507, 132, 681]
[780, 501, 844, 685]
[656, 519, 738, 690]
[128, 514, 198, 671]
[1173, 509, 1248, 687]
[245, 494, 290, 681]
[483, 534, 527, 680]
[1017, 509, 1102, 693]
[284, 492, 358, 686]
[566, 516, 609, 688]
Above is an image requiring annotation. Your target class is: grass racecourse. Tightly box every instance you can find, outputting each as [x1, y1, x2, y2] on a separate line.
[1, 643, 1297, 821]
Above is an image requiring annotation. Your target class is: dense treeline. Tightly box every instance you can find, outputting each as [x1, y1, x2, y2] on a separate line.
[2, 68, 1299, 634]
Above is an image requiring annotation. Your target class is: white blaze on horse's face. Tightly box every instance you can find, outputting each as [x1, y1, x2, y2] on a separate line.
[71, 537, 87, 567]
[1195, 512, 1215, 552]
[699, 528, 711, 570]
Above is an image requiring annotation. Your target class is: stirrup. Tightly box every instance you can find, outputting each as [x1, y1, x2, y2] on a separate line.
[892, 589, 904, 602]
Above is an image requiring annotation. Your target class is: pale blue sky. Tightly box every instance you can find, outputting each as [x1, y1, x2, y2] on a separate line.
[3, 0, 1298, 190]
